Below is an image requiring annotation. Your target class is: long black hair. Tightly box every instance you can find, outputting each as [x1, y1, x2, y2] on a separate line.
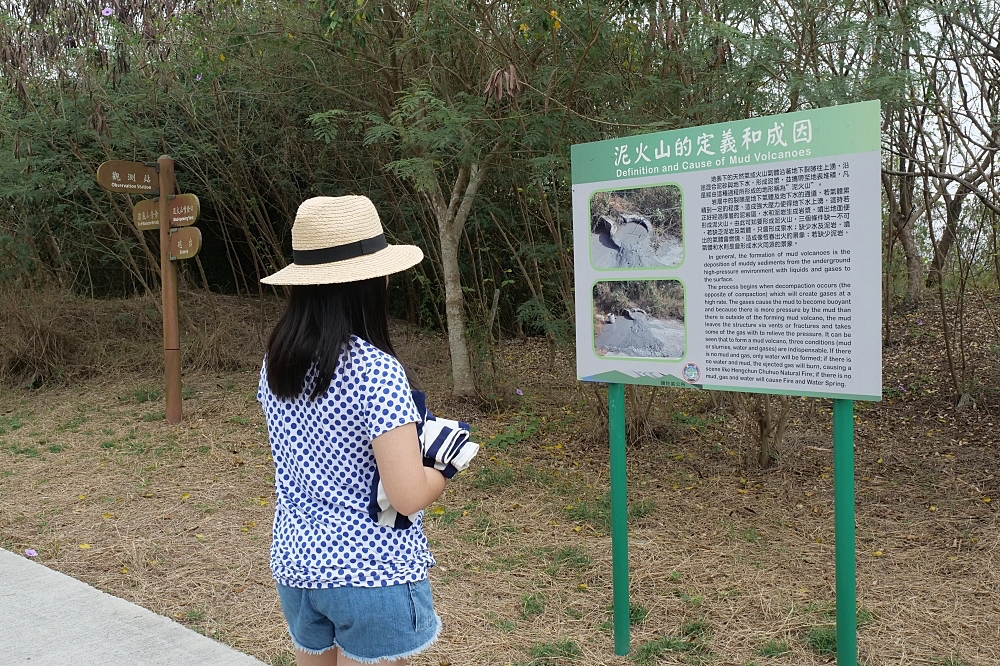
[265, 277, 416, 400]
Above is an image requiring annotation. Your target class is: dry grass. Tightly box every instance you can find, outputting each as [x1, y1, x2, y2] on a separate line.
[0, 288, 282, 386]
[1, 301, 999, 665]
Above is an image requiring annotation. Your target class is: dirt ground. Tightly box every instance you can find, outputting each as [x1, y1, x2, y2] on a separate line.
[1, 310, 999, 665]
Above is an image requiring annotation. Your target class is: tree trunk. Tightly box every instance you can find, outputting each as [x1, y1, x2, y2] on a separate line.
[888, 104, 924, 312]
[899, 217, 923, 309]
[926, 183, 971, 286]
[426, 153, 498, 397]
[437, 214, 477, 396]
[882, 170, 923, 313]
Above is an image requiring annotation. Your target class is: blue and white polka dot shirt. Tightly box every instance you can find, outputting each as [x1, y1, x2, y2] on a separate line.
[258, 336, 433, 588]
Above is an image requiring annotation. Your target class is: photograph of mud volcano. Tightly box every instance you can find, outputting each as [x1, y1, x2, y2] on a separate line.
[590, 184, 683, 269]
[593, 280, 685, 358]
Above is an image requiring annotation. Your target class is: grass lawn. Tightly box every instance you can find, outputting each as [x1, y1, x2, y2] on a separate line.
[1, 317, 997, 665]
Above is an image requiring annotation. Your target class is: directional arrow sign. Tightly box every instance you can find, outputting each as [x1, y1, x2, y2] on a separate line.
[96, 160, 158, 194]
[168, 227, 202, 261]
[133, 198, 159, 230]
[168, 193, 200, 227]
[133, 194, 201, 230]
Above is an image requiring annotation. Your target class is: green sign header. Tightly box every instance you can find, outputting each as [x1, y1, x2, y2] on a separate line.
[571, 100, 880, 184]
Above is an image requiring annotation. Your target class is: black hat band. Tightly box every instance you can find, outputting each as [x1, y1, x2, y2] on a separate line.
[293, 234, 388, 265]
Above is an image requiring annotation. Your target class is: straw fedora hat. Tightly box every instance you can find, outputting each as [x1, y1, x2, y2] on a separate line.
[261, 195, 423, 285]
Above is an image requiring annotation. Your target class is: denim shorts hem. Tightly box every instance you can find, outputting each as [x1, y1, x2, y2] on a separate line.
[289, 634, 337, 656]
[337, 614, 442, 664]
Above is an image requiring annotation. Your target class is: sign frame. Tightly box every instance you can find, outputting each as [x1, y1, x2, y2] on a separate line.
[573, 101, 882, 402]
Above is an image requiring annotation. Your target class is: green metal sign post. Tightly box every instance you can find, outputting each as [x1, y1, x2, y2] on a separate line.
[608, 383, 630, 655]
[606, 391, 859, 664]
[833, 398, 856, 665]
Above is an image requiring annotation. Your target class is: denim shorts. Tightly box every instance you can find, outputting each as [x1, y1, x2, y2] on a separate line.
[276, 578, 441, 663]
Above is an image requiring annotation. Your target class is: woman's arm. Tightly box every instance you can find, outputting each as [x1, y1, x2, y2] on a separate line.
[371, 422, 447, 516]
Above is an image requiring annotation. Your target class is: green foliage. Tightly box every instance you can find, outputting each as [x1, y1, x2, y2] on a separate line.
[470, 463, 516, 489]
[630, 603, 650, 625]
[131, 388, 161, 404]
[5, 444, 39, 457]
[520, 592, 545, 619]
[517, 297, 573, 345]
[553, 546, 592, 571]
[931, 657, 968, 666]
[2, 0, 987, 359]
[631, 633, 708, 665]
[804, 626, 837, 656]
[425, 506, 462, 526]
[487, 411, 540, 450]
[756, 640, 791, 657]
[493, 618, 518, 632]
[599, 602, 649, 631]
[527, 638, 581, 663]
[270, 652, 295, 666]
[681, 619, 710, 638]
[0, 413, 26, 435]
[857, 607, 877, 626]
[671, 412, 722, 430]
[564, 492, 657, 531]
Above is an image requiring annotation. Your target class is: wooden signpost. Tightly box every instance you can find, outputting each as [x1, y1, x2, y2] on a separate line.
[96, 155, 201, 425]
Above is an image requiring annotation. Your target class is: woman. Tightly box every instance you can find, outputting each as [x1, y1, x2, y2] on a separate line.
[258, 195, 446, 665]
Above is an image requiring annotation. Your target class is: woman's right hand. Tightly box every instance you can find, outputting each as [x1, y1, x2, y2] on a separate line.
[371, 422, 447, 516]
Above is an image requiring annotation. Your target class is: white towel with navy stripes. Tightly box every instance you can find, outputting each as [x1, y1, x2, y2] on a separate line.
[368, 390, 479, 529]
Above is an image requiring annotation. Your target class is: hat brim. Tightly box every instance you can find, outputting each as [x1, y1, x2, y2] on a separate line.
[260, 244, 424, 285]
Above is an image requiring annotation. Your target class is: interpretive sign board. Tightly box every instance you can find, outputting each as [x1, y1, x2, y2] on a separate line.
[133, 194, 200, 230]
[96, 160, 158, 194]
[572, 101, 881, 401]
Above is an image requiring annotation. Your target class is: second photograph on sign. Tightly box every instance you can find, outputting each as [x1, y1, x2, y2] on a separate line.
[593, 280, 685, 359]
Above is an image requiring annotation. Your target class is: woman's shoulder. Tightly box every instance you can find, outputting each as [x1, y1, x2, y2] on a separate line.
[347, 336, 407, 378]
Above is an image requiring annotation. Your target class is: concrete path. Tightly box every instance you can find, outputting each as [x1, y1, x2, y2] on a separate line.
[0, 548, 268, 666]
